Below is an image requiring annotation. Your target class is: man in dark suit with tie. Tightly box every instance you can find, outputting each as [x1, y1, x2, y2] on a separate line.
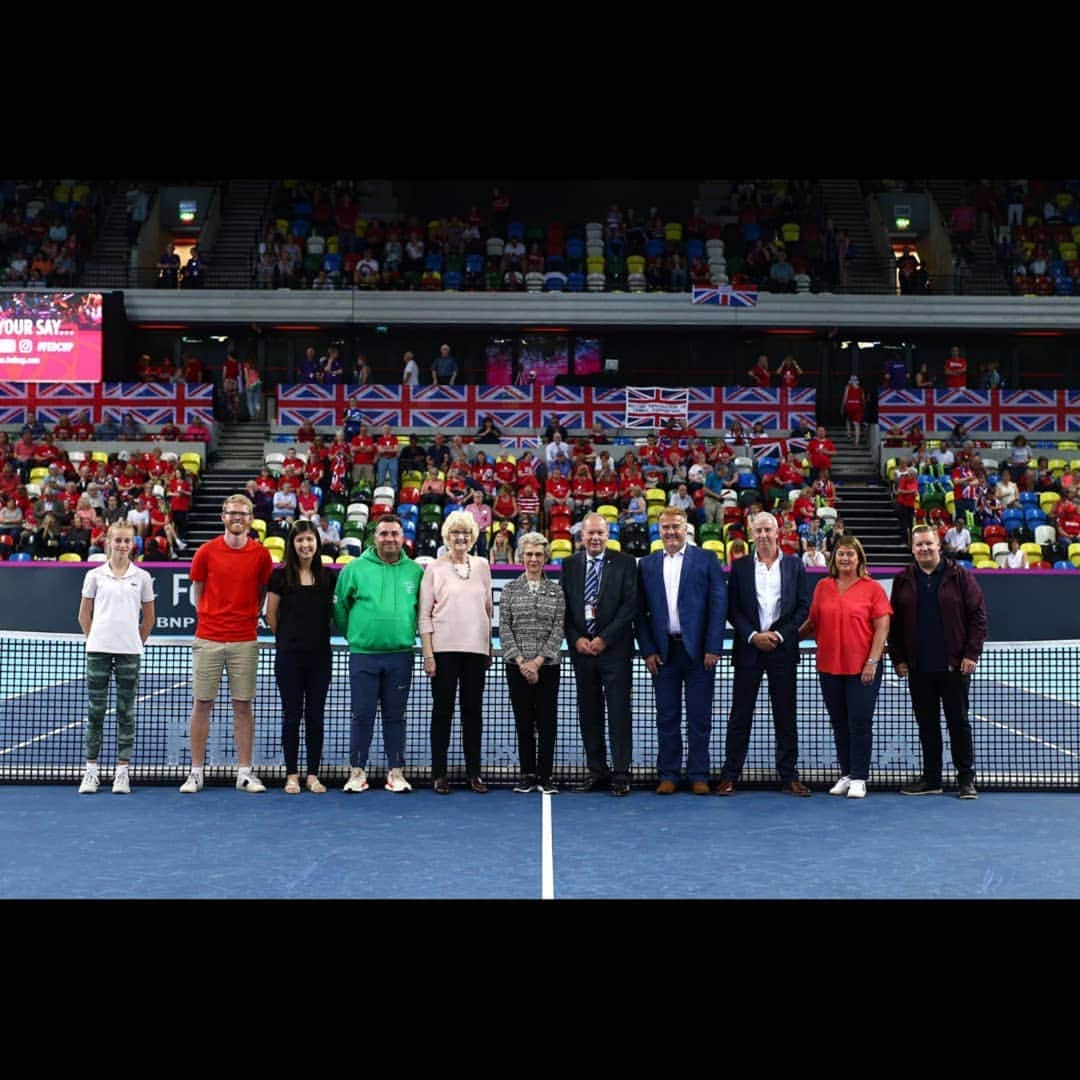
[560, 512, 639, 796]
[636, 508, 728, 794]
[716, 511, 812, 795]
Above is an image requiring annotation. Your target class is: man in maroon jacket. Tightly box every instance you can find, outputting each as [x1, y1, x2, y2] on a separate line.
[888, 525, 988, 799]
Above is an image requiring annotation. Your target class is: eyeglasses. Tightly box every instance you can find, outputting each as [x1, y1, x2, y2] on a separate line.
[224, 511, 251, 518]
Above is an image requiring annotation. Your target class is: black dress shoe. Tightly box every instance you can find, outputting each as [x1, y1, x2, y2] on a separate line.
[574, 776, 611, 793]
[609, 778, 630, 797]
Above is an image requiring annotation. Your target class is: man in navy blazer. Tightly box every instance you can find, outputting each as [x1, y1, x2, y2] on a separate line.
[716, 511, 812, 795]
[636, 508, 727, 794]
[560, 512, 639, 796]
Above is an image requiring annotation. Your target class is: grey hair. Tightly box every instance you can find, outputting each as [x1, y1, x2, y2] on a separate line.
[749, 511, 779, 529]
[516, 531, 549, 555]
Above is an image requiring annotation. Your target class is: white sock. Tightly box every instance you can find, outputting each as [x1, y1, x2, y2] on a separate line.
[190, 765, 204, 777]
[115, 763, 129, 774]
[237, 765, 252, 778]
[85, 763, 99, 774]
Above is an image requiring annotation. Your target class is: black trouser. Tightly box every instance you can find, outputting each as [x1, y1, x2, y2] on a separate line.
[907, 669, 974, 785]
[430, 651, 487, 778]
[506, 663, 559, 779]
[171, 509, 188, 537]
[722, 652, 800, 782]
[275, 649, 331, 775]
[571, 651, 633, 779]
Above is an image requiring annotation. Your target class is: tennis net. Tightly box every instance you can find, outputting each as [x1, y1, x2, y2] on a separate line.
[2, 633, 1078, 789]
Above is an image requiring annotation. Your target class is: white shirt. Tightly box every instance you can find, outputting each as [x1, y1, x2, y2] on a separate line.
[932, 448, 955, 468]
[402, 358, 419, 385]
[944, 527, 970, 551]
[753, 551, 784, 643]
[1005, 549, 1028, 568]
[663, 546, 685, 635]
[802, 550, 827, 568]
[81, 562, 155, 654]
[545, 439, 568, 466]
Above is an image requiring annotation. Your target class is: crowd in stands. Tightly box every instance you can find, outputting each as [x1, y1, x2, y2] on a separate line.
[981, 179, 1080, 297]
[0, 412, 209, 562]
[251, 179, 847, 295]
[887, 430, 1080, 569]
[250, 415, 846, 570]
[0, 179, 101, 287]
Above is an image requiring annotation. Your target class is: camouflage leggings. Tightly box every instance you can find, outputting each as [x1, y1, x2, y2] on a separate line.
[85, 652, 142, 761]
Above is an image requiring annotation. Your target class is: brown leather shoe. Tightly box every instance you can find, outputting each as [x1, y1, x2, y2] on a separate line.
[781, 779, 812, 797]
[655, 779, 677, 795]
[433, 777, 451, 795]
[468, 776, 489, 794]
[714, 779, 735, 796]
[691, 781, 711, 796]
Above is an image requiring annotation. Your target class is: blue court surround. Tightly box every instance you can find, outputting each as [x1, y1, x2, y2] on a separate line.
[3, 786, 1080, 899]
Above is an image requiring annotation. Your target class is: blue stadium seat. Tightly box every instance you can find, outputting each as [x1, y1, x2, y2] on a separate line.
[424, 252, 443, 272]
[567, 272, 586, 292]
[507, 221, 525, 241]
[443, 270, 462, 290]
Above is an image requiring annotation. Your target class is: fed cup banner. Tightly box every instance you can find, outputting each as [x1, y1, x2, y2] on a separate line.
[0, 291, 104, 383]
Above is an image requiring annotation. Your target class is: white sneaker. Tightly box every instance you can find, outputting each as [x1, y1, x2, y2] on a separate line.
[179, 770, 204, 793]
[385, 767, 412, 793]
[112, 769, 131, 794]
[847, 780, 867, 799]
[828, 775, 851, 796]
[78, 770, 99, 794]
[343, 767, 369, 793]
[236, 771, 266, 793]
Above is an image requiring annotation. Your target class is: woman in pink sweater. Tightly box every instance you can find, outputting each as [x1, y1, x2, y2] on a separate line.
[419, 509, 493, 794]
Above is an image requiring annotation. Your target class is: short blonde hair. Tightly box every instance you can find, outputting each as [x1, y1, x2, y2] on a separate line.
[221, 493, 254, 514]
[441, 509, 479, 547]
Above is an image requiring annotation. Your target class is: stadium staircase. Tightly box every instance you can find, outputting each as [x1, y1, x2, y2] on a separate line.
[824, 426, 911, 566]
[201, 180, 274, 287]
[819, 179, 894, 294]
[924, 179, 1010, 295]
[81, 182, 154, 289]
[183, 420, 271, 555]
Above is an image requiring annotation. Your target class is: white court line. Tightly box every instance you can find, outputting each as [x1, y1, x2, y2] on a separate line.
[541, 792, 554, 900]
[973, 713, 1080, 759]
[0, 678, 191, 756]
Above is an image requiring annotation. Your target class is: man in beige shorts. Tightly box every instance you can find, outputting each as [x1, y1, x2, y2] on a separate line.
[180, 494, 274, 793]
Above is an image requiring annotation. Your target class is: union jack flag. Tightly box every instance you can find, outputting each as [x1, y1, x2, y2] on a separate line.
[625, 387, 690, 428]
[879, 389, 1080, 434]
[719, 387, 816, 429]
[691, 286, 759, 307]
[0, 380, 213, 424]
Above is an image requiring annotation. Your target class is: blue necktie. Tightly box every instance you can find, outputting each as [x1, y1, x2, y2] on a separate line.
[584, 556, 601, 635]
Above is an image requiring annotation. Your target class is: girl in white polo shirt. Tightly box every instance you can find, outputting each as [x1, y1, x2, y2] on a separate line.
[76, 522, 156, 794]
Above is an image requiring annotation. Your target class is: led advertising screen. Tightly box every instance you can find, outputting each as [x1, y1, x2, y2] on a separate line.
[0, 291, 104, 382]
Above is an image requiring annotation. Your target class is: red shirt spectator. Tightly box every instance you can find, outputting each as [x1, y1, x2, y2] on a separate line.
[518, 485, 540, 517]
[305, 458, 325, 486]
[515, 456, 537, 490]
[350, 434, 376, 466]
[808, 431, 836, 472]
[778, 459, 805, 486]
[896, 472, 918, 509]
[494, 458, 516, 486]
[167, 475, 192, 512]
[944, 348, 967, 388]
[809, 577, 893, 675]
[376, 432, 400, 462]
[296, 420, 316, 444]
[545, 474, 570, 502]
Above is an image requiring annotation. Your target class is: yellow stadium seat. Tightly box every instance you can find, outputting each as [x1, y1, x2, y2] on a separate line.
[596, 504, 619, 522]
[973, 558, 998, 569]
[320, 553, 335, 565]
[91, 451, 109, 464]
[251, 518, 267, 539]
[703, 539, 725, 558]
[650, 539, 665, 553]
[1041, 491, 1061, 513]
[1021, 542, 1043, 561]
[549, 539, 573, 560]
[1069, 542, 1080, 561]
[29, 467, 49, 483]
[968, 542, 991, 560]
[335, 555, 355, 565]
[59, 552, 82, 562]
[606, 539, 622, 552]
[645, 488, 666, 505]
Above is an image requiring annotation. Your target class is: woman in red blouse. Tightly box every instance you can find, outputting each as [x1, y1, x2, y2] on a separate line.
[747, 354, 772, 388]
[493, 484, 518, 524]
[800, 537, 892, 799]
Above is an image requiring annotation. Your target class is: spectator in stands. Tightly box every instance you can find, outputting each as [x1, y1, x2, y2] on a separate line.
[802, 539, 827, 568]
[1054, 493, 1080, 541]
[181, 354, 203, 384]
[944, 346, 967, 388]
[33, 512, 63, 559]
[799, 536, 891, 800]
[95, 415, 118, 441]
[401, 350, 419, 386]
[375, 425, 400, 490]
[475, 415, 501, 443]
[492, 484, 517, 526]
[354, 248, 379, 289]
[182, 417, 210, 442]
[221, 352, 241, 422]
[769, 251, 795, 292]
[432, 343, 458, 385]
[1003, 537, 1028, 568]
[272, 480, 298, 524]
[995, 468, 1020, 509]
[241, 359, 262, 422]
[777, 354, 803, 389]
[320, 345, 344, 385]
[489, 525, 514, 565]
[1007, 436, 1031, 488]
[943, 516, 971, 557]
[747, 354, 772, 387]
[181, 245, 205, 288]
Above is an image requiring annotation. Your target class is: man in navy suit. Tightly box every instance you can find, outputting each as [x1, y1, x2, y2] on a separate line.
[560, 512, 639, 796]
[636, 508, 728, 794]
[716, 511, 812, 796]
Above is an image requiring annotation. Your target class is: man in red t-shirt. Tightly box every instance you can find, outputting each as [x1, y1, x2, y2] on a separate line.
[944, 346, 967, 388]
[375, 425, 400, 489]
[349, 424, 376, 486]
[895, 462, 919, 543]
[180, 493, 273, 795]
[807, 426, 836, 478]
[1055, 494, 1080, 540]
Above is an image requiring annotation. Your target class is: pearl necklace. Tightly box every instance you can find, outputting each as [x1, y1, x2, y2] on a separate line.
[452, 557, 471, 580]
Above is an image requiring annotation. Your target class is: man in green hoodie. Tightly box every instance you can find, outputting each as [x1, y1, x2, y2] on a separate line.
[334, 514, 425, 793]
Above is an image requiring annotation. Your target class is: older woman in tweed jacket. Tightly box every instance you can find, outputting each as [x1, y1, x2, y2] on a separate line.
[499, 531, 566, 794]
